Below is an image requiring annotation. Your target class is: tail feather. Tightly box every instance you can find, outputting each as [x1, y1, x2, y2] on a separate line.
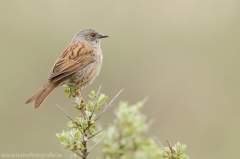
[25, 86, 45, 104]
[25, 82, 56, 109]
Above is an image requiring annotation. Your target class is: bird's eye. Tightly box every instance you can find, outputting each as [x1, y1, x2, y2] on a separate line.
[91, 33, 96, 37]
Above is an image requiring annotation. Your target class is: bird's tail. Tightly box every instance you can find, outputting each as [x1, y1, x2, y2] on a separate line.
[25, 81, 56, 109]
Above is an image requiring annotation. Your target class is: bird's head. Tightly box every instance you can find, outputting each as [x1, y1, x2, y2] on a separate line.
[74, 28, 108, 47]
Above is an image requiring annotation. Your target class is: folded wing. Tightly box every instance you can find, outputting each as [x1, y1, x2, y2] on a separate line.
[49, 40, 95, 83]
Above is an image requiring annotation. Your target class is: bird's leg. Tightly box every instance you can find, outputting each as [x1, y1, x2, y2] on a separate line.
[77, 89, 86, 119]
[77, 89, 85, 103]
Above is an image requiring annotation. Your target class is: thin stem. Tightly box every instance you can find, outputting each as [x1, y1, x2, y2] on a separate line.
[88, 135, 105, 153]
[88, 130, 103, 139]
[167, 139, 174, 155]
[88, 85, 103, 123]
[108, 89, 123, 106]
[67, 128, 78, 144]
[153, 135, 165, 150]
[94, 89, 123, 122]
[146, 118, 155, 130]
[56, 104, 75, 122]
[56, 104, 83, 136]
[141, 96, 149, 107]
[70, 149, 84, 158]
[97, 85, 102, 95]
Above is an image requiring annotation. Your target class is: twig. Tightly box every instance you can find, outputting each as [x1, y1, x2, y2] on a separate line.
[67, 128, 78, 144]
[88, 98, 97, 121]
[167, 138, 174, 155]
[97, 85, 102, 95]
[141, 96, 149, 107]
[132, 96, 149, 117]
[56, 104, 83, 136]
[154, 135, 165, 150]
[88, 85, 103, 123]
[101, 144, 106, 159]
[108, 89, 123, 106]
[70, 149, 84, 158]
[56, 104, 75, 122]
[66, 149, 73, 156]
[77, 127, 84, 136]
[88, 135, 105, 153]
[69, 100, 75, 104]
[94, 89, 123, 122]
[146, 118, 155, 130]
[94, 102, 110, 122]
[88, 130, 103, 139]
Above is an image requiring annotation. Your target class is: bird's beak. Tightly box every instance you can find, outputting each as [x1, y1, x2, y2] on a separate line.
[99, 35, 109, 38]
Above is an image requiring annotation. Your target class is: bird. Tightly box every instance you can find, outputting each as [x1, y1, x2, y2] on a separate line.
[25, 28, 108, 109]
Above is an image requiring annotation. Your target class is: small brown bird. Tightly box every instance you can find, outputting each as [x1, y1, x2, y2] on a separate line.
[26, 28, 108, 109]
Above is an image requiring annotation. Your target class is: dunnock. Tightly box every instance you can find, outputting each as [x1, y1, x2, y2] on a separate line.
[26, 28, 108, 109]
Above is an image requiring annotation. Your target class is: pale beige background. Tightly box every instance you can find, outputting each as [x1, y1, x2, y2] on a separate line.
[0, 0, 240, 158]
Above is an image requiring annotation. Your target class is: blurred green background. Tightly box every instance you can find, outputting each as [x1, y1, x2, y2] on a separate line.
[1, 0, 240, 158]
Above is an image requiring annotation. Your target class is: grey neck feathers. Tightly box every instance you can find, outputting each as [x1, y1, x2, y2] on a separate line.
[73, 36, 100, 48]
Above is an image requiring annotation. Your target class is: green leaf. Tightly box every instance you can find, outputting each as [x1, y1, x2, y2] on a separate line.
[91, 114, 96, 120]
[98, 94, 108, 106]
[64, 89, 70, 94]
[68, 94, 72, 98]
[60, 136, 69, 144]
[160, 151, 168, 158]
[173, 153, 178, 158]
[182, 144, 187, 151]
[75, 117, 81, 124]
[65, 145, 70, 149]
[56, 133, 61, 138]
[74, 97, 81, 106]
[68, 121, 77, 128]
[69, 134, 74, 146]
[79, 142, 84, 148]
[75, 130, 81, 141]
[87, 100, 94, 111]
[90, 125, 96, 131]
[89, 90, 96, 99]
[176, 142, 183, 153]
[85, 110, 91, 117]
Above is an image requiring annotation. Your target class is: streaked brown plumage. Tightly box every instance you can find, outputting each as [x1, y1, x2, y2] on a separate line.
[25, 28, 108, 109]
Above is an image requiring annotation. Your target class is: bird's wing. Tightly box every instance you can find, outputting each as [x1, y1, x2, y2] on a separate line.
[48, 40, 95, 83]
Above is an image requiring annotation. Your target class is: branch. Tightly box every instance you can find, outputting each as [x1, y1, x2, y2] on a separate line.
[146, 118, 155, 130]
[141, 96, 149, 107]
[108, 89, 123, 106]
[94, 102, 110, 122]
[88, 130, 103, 139]
[167, 138, 174, 155]
[97, 84, 102, 95]
[56, 104, 75, 122]
[69, 100, 75, 104]
[56, 104, 83, 136]
[132, 96, 149, 117]
[77, 127, 84, 137]
[88, 135, 105, 153]
[70, 149, 84, 158]
[67, 128, 78, 144]
[153, 135, 165, 150]
[94, 89, 123, 122]
[88, 85, 103, 123]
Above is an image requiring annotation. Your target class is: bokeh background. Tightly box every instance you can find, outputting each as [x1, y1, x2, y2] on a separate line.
[1, 0, 240, 158]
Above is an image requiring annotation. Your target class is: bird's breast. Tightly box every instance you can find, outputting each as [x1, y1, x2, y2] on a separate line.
[73, 49, 103, 89]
